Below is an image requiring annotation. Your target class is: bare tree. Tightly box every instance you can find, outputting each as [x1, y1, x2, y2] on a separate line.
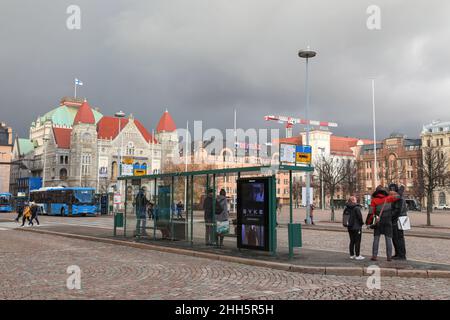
[418, 147, 449, 226]
[315, 156, 350, 222]
[342, 160, 358, 199]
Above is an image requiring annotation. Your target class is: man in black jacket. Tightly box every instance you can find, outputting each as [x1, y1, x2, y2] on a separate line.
[391, 184, 407, 260]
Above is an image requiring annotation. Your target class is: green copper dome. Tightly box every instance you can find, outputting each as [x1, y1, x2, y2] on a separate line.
[40, 104, 103, 127]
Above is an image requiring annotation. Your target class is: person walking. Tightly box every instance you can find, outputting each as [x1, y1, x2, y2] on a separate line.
[392, 184, 408, 260]
[28, 202, 40, 226]
[15, 200, 25, 222]
[203, 188, 215, 246]
[215, 189, 229, 247]
[134, 188, 149, 237]
[344, 196, 364, 260]
[21, 203, 32, 227]
[310, 203, 316, 225]
[176, 201, 184, 219]
[367, 186, 400, 261]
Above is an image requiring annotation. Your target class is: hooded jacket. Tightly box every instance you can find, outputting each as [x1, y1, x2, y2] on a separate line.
[215, 195, 229, 222]
[344, 202, 364, 231]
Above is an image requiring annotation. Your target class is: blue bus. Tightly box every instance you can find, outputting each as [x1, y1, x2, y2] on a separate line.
[0, 193, 13, 212]
[30, 187, 97, 216]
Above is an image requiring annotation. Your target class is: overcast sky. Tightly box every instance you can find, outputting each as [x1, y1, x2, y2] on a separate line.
[1, 0, 449, 140]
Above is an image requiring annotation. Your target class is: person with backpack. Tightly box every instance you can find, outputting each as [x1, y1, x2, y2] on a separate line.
[366, 186, 401, 261]
[343, 196, 365, 260]
[21, 204, 32, 227]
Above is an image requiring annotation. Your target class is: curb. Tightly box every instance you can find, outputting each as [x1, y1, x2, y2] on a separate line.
[297, 225, 450, 240]
[17, 228, 450, 279]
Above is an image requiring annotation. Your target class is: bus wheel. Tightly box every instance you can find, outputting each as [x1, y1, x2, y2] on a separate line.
[61, 208, 65, 217]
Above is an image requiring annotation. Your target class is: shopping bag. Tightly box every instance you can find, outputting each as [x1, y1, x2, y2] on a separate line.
[398, 216, 411, 231]
[216, 220, 230, 235]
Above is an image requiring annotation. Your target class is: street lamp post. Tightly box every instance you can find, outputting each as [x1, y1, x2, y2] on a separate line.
[115, 111, 126, 208]
[298, 47, 317, 225]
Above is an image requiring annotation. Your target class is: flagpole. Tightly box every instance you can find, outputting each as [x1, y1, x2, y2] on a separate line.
[74, 81, 77, 99]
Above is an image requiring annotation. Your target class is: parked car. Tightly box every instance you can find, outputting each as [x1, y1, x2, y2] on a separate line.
[434, 204, 450, 210]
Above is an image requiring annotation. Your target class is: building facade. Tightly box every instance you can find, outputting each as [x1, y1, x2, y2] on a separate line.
[9, 97, 176, 196]
[421, 121, 450, 207]
[355, 133, 422, 200]
[0, 122, 13, 193]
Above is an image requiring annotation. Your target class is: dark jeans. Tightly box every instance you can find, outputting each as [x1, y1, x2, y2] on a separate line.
[348, 229, 362, 256]
[29, 215, 39, 226]
[21, 215, 30, 226]
[392, 226, 407, 258]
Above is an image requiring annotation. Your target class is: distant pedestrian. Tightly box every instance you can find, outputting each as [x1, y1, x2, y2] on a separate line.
[203, 188, 215, 246]
[215, 189, 229, 247]
[15, 201, 25, 222]
[134, 188, 149, 237]
[343, 196, 364, 260]
[21, 204, 32, 227]
[147, 202, 154, 220]
[176, 201, 184, 219]
[366, 186, 400, 261]
[28, 202, 40, 226]
[310, 204, 315, 225]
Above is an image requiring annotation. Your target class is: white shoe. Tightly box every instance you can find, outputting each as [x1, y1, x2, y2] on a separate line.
[350, 256, 355, 259]
[355, 256, 365, 260]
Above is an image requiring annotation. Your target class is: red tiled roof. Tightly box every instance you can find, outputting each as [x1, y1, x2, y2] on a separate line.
[73, 100, 95, 124]
[53, 127, 72, 149]
[156, 110, 176, 132]
[97, 117, 157, 143]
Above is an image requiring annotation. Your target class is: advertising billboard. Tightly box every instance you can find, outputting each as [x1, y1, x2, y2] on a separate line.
[279, 144, 312, 165]
[237, 177, 270, 251]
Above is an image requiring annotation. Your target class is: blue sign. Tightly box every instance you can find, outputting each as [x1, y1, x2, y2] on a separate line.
[296, 146, 312, 154]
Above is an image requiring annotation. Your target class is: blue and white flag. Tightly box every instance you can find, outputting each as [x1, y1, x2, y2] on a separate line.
[75, 78, 83, 86]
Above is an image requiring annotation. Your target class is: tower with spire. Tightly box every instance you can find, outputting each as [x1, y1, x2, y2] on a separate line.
[69, 99, 99, 188]
[155, 109, 178, 171]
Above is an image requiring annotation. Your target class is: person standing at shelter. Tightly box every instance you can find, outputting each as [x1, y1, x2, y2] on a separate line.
[203, 188, 215, 246]
[134, 188, 149, 237]
[215, 189, 229, 247]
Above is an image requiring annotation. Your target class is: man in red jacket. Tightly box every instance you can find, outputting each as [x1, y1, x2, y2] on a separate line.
[367, 186, 401, 261]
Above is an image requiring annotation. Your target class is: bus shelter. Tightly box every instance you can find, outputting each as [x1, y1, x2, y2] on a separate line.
[116, 164, 313, 258]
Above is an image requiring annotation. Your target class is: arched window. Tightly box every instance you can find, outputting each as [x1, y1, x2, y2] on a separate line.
[111, 161, 118, 179]
[60, 168, 68, 180]
[439, 192, 446, 206]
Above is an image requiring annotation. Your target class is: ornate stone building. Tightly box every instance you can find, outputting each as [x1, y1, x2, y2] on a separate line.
[9, 97, 176, 195]
[421, 121, 450, 207]
[355, 133, 422, 199]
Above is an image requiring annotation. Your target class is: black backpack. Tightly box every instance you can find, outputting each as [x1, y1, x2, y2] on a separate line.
[342, 207, 353, 228]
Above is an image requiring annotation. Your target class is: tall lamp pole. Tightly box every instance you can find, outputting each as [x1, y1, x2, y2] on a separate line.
[298, 47, 316, 225]
[371, 79, 378, 188]
[115, 111, 126, 208]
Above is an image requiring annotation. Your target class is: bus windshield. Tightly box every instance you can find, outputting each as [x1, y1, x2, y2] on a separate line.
[0, 194, 11, 205]
[73, 190, 94, 204]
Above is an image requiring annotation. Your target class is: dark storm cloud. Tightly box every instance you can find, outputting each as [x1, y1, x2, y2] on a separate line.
[1, 0, 449, 140]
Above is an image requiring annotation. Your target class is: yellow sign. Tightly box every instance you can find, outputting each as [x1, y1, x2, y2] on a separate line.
[296, 152, 311, 164]
[122, 157, 134, 165]
[134, 169, 146, 176]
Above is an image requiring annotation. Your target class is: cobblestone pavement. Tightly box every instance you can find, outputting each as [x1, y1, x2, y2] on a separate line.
[2, 212, 450, 267]
[1, 230, 449, 300]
